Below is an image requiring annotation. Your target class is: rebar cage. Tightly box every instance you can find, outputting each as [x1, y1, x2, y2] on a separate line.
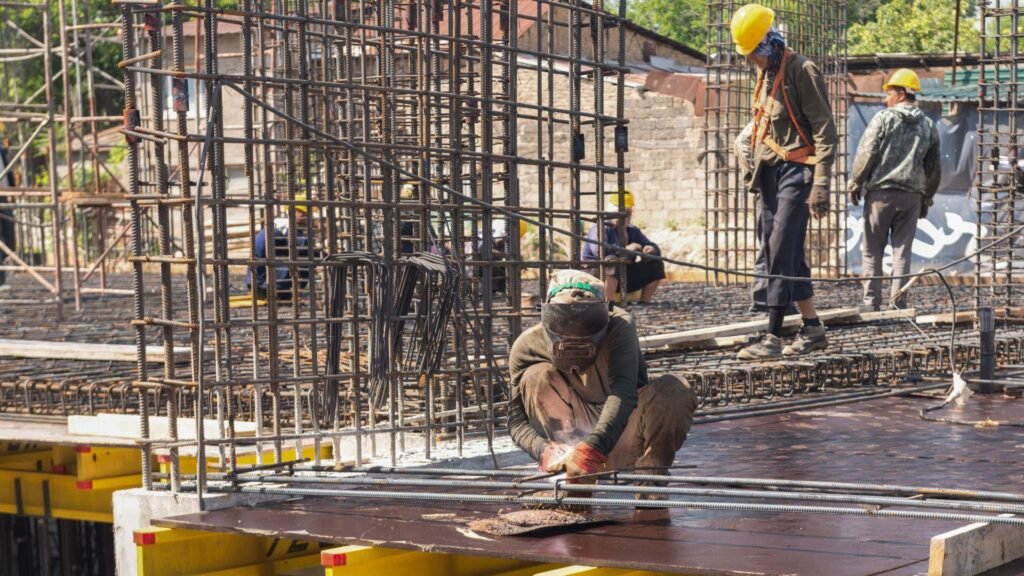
[703, 0, 848, 284]
[976, 0, 1024, 309]
[117, 0, 631, 492]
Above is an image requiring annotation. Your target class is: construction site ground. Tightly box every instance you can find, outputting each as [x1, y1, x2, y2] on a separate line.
[153, 393, 1024, 576]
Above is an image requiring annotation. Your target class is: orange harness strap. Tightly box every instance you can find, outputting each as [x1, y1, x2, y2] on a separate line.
[750, 50, 819, 166]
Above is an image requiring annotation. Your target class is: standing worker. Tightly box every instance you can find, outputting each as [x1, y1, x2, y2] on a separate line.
[731, 3, 838, 359]
[0, 134, 15, 292]
[848, 69, 940, 311]
[507, 270, 697, 486]
[581, 190, 665, 304]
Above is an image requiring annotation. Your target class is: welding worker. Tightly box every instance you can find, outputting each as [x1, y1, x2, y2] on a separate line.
[731, 3, 838, 359]
[848, 69, 940, 311]
[507, 270, 697, 487]
[581, 190, 665, 304]
[246, 193, 311, 300]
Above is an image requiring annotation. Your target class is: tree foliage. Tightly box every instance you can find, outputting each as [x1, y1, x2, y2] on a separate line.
[3, 1, 125, 117]
[847, 0, 979, 55]
[623, 0, 708, 52]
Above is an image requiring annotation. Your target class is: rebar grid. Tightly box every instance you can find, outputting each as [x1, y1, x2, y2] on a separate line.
[976, 0, 1024, 309]
[149, 461, 1024, 527]
[703, 0, 848, 284]
[0, 1, 139, 311]
[117, 0, 630, 493]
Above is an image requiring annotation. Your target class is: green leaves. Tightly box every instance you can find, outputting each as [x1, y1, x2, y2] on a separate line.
[847, 0, 980, 55]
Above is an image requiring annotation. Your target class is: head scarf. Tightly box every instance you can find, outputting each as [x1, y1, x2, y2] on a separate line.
[753, 26, 787, 86]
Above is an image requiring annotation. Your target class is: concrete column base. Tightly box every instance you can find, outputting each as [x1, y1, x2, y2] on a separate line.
[112, 489, 287, 576]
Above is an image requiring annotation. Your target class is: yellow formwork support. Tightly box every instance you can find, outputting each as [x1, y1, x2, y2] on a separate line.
[320, 545, 536, 576]
[158, 445, 332, 477]
[76, 445, 142, 480]
[0, 467, 135, 522]
[0, 449, 56, 472]
[135, 527, 324, 576]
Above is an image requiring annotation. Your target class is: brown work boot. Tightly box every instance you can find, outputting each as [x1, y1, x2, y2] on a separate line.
[736, 334, 783, 360]
[782, 325, 828, 356]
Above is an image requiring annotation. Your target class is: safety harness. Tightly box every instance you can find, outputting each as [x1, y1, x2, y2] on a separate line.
[750, 49, 819, 166]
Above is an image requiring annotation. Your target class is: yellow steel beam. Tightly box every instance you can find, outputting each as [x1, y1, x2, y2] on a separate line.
[0, 467, 138, 523]
[75, 445, 142, 480]
[135, 527, 325, 576]
[0, 449, 55, 472]
[320, 545, 536, 576]
[158, 445, 331, 476]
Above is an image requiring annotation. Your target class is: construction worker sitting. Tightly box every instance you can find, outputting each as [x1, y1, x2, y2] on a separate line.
[848, 68, 940, 311]
[582, 190, 665, 304]
[507, 270, 697, 486]
[246, 194, 311, 300]
[731, 3, 837, 359]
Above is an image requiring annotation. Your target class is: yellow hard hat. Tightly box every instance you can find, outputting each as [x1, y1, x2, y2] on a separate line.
[883, 68, 921, 94]
[731, 4, 775, 56]
[294, 192, 308, 214]
[606, 190, 634, 212]
[400, 184, 415, 200]
[518, 219, 528, 237]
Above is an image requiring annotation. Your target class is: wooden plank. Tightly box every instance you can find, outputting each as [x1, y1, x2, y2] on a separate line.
[919, 307, 1024, 326]
[638, 305, 864, 350]
[67, 414, 258, 440]
[0, 338, 190, 363]
[929, 514, 1024, 576]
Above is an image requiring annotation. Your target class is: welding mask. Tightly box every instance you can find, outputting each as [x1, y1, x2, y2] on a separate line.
[541, 300, 609, 373]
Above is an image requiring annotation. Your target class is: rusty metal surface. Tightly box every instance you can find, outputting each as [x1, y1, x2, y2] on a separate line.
[156, 394, 1024, 575]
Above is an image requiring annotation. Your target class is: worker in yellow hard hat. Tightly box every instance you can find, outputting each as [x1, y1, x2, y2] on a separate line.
[730, 3, 838, 360]
[848, 68, 940, 312]
[581, 189, 665, 304]
[247, 192, 311, 300]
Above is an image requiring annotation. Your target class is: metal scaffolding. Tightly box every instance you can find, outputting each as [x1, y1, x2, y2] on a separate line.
[703, 0, 848, 284]
[976, 0, 1024, 309]
[0, 0, 139, 313]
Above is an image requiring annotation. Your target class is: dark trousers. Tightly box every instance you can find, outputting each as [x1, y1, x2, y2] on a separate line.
[751, 222, 768, 307]
[759, 162, 813, 307]
[624, 258, 665, 293]
[0, 200, 14, 286]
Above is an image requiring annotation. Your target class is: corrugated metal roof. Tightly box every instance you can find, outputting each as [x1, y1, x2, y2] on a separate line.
[855, 84, 977, 103]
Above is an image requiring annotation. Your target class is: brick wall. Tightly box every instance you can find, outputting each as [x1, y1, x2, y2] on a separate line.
[515, 70, 706, 234]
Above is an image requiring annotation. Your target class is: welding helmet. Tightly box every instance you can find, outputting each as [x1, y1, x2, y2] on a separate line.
[541, 271, 609, 373]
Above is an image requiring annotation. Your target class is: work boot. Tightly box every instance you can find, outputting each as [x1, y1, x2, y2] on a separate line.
[782, 325, 828, 356]
[736, 334, 783, 360]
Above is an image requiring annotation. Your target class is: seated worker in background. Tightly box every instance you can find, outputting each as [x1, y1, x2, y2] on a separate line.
[507, 270, 697, 487]
[582, 190, 665, 304]
[246, 194, 311, 300]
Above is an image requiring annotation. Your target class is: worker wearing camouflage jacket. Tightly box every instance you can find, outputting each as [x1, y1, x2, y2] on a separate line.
[848, 68, 940, 311]
[506, 270, 696, 487]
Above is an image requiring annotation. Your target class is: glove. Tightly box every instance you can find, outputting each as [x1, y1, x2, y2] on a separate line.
[539, 443, 572, 473]
[565, 442, 607, 481]
[808, 184, 829, 220]
[919, 201, 930, 220]
[848, 184, 861, 206]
